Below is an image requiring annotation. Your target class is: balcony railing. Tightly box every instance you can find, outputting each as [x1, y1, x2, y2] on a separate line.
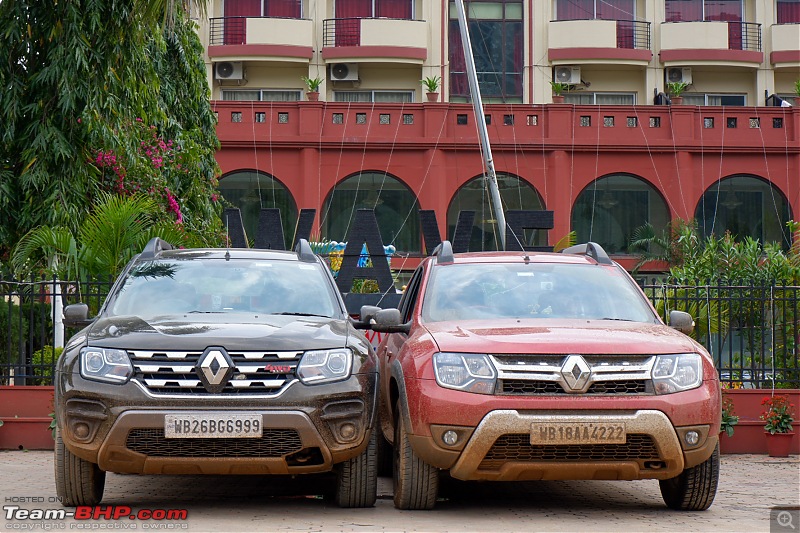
[732, 21, 761, 51]
[616, 20, 650, 50]
[323, 17, 422, 48]
[549, 19, 650, 52]
[210, 16, 246, 46]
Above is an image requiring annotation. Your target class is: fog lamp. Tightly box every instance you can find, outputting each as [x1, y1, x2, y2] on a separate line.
[442, 430, 459, 446]
[684, 431, 700, 446]
[73, 422, 90, 439]
[339, 422, 356, 441]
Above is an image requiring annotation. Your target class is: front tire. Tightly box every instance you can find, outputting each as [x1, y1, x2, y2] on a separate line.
[54, 428, 106, 506]
[659, 444, 719, 510]
[393, 405, 438, 510]
[334, 428, 378, 508]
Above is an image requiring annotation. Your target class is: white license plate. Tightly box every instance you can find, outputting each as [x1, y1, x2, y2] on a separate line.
[164, 414, 262, 438]
[531, 422, 626, 445]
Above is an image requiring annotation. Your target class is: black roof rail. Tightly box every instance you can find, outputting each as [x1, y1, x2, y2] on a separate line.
[140, 237, 174, 260]
[431, 240, 454, 264]
[560, 242, 612, 265]
[295, 238, 317, 263]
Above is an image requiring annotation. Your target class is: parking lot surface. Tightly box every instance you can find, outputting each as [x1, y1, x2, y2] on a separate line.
[1, 450, 797, 532]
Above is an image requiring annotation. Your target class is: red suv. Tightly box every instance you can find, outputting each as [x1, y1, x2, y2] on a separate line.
[368, 242, 720, 511]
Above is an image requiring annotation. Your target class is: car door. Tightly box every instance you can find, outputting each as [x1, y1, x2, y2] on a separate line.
[378, 265, 424, 440]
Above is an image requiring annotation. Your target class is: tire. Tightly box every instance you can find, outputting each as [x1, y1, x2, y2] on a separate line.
[54, 428, 106, 507]
[659, 444, 719, 511]
[376, 417, 394, 478]
[334, 427, 378, 508]
[393, 405, 438, 510]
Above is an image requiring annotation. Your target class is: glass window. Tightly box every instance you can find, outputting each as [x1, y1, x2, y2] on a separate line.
[681, 94, 746, 106]
[665, 0, 742, 22]
[322, 172, 421, 253]
[449, 1, 523, 103]
[572, 175, 670, 255]
[778, 0, 800, 23]
[564, 93, 636, 105]
[555, 0, 635, 20]
[221, 90, 302, 101]
[224, 0, 302, 18]
[333, 91, 413, 102]
[421, 263, 657, 322]
[217, 171, 298, 248]
[448, 174, 546, 252]
[111, 258, 340, 319]
[695, 176, 793, 249]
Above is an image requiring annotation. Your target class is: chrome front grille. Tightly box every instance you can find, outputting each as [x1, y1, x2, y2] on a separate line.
[478, 433, 660, 469]
[129, 350, 301, 395]
[493, 354, 654, 395]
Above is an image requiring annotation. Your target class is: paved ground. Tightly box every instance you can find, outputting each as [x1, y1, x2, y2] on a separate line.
[0, 451, 798, 532]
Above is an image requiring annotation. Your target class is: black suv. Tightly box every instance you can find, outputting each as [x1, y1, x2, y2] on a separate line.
[54, 239, 378, 507]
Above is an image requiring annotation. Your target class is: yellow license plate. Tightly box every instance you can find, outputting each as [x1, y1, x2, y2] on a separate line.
[531, 423, 626, 445]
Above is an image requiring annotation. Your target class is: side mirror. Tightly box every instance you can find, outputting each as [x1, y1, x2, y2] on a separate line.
[63, 303, 92, 328]
[668, 310, 694, 335]
[372, 308, 411, 334]
[351, 305, 382, 330]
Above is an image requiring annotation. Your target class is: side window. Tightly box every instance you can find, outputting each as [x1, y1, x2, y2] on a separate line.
[399, 267, 424, 323]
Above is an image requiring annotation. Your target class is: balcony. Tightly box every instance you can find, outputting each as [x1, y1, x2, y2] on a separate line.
[548, 19, 652, 64]
[208, 17, 313, 62]
[770, 23, 800, 69]
[321, 18, 427, 63]
[660, 21, 762, 66]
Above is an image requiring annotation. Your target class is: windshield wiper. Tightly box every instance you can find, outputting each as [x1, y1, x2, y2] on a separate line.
[599, 317, 636, 322]
[274, 312, 331, 318]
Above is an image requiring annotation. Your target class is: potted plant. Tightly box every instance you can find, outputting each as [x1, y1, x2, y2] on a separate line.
[301, 76, 323, 101]
[761, 395, 795, 457]
[721, 396, 739, 437]
[794, 79, 800, 106]
[666, 81, 689, 105]
[421, 76, 441, 102]
[550, 81, 568, 103]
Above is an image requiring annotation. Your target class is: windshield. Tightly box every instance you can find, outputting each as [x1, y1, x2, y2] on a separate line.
[421, 262, 657, 323]
[109, 258, 340, 319]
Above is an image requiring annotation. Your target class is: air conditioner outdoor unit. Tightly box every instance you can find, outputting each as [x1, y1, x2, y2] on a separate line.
[667, 67, 692, 85]
[554, 66, 581, 85]
[215, 61, 243, 80]
[330, 63, 359, 81]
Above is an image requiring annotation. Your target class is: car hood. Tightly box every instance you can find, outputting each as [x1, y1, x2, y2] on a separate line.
[86, 314, 350, 351]
[423, 319, 699, 355]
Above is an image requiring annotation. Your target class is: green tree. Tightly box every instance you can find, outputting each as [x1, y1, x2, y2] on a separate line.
[12, 193, 201, 282]
[0, 0, 221, 263]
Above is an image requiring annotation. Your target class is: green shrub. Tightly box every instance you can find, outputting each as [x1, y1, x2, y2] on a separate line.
[30, 345, 63, 386]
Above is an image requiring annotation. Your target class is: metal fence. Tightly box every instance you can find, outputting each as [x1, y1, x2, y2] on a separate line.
[0, 277, 112, 386]
[639, 283, 799, 389]
[2, 278, 798, 389]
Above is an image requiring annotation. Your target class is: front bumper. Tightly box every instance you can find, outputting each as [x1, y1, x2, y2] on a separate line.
[57, 371, 377, 475]
[440, 409, 716, 481]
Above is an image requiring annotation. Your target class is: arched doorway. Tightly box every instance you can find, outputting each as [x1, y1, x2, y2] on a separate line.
[217, 170, 298, 248]
[572, 174, 670, 255]
[322, 172, 421, 253]
[695, 175, 792, 249]
[447, 173, 545, 251]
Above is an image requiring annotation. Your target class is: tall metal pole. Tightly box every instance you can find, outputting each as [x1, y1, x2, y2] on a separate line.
[453, 0, 507, 250]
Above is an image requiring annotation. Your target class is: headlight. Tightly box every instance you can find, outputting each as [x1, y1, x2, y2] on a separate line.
[652, 354, 703, 394]
[80, 347, 132, 384]
[297, 349, 353, 384]
[433, 353, 497, 394]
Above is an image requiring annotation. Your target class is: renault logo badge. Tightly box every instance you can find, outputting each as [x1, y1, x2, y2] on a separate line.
[561, 354, 591, 391]
[196, 347, 234, 393]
